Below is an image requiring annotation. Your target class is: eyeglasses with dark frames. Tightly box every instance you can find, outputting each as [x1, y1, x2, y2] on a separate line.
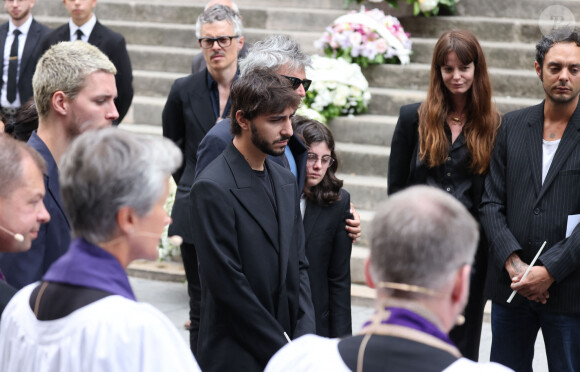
[306, 152, 334, 168]
[281, 75, 312, 92]
[198, 35, 238, 49]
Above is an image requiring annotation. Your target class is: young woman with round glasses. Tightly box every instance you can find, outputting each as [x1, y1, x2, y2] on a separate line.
[294, 115, 352, 338]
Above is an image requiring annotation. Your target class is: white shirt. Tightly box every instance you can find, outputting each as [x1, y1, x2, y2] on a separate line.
[265, 334, 514, 372]
[68, 14, 97, 42]
[1, 16, 33, 108]
[542, 138, 560, 184]
[0, 284, 201, 372]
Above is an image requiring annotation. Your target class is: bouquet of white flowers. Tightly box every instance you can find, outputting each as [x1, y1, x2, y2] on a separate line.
[315, 6, 412, 68]
[303, 55, 371, 122]
[346, 0, 460, 17]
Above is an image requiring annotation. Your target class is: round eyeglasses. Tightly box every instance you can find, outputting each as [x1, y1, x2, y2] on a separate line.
[306, 152, 334, 168]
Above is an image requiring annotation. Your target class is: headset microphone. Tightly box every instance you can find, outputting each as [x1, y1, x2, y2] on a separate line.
[0, 225, 24, 242]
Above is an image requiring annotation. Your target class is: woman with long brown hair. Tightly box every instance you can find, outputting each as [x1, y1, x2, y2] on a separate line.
[387, 29, 501, 360]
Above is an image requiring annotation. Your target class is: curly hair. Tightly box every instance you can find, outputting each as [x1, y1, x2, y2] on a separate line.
[293, 115, 343, 205]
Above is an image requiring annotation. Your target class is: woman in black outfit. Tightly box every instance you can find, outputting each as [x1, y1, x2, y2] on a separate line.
[387, 29, 501, 360]
[294, 116, 353, 338]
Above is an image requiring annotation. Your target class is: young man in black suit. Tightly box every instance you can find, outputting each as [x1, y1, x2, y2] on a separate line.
[41, 0, 133, 124]
[480, 29, 580, 371]
[0, 0, 50, 121]
[191, 68, 315, 372]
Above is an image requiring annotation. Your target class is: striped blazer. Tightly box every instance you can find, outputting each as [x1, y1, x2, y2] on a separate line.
[480, 100, 580, 313]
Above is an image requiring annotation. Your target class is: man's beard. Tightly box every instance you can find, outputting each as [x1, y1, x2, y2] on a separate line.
[250, 121, 289, 157]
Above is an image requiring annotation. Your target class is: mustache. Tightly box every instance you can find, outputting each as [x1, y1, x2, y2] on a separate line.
[211, 51, 225, 58]
[275, 136, 291, 143]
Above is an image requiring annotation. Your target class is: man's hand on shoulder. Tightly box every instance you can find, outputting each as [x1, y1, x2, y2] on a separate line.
[345, 202, 361, 243]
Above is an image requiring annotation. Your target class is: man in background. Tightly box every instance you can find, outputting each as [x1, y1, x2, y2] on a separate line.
[162, 4, 244, 355]
[42, 0, 132, 124]
[0, 0, 50, 122]
[190, 0, 248, 74]
[0, 41, 118, 289]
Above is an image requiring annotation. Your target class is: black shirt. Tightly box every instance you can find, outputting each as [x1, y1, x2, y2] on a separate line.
[425, 124, 474, 214]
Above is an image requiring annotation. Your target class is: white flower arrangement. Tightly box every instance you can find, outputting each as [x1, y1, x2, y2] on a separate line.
[346, 0, 460, 17]
[303, 55, 371, 122]
[158, 178, 180, 262]
[315, 6, 412, 68]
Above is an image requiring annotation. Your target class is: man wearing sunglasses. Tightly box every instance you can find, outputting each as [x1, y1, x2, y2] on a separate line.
[195, 35, 360, 241]
[162, 3, 244, 357]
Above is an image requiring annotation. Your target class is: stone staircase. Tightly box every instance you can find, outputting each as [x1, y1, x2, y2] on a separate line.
[25, 0, 573, 284]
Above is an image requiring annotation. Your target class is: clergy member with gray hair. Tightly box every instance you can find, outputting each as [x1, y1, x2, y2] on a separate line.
[266, 186, 512, 372]
[0, 128, 200, 372]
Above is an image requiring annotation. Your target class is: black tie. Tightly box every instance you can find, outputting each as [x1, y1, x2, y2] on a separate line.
[7, 29, 21, 104]
[76, 29, 83, 41]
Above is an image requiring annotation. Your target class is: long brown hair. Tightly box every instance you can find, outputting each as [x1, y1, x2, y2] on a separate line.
[418, 29, 500, 174]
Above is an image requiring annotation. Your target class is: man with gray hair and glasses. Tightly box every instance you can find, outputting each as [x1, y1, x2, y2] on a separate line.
[0, 41, 118, 290]
[190, 0, 248, 74]
[162, 3, 244, 355]
[266, 186, 512, 372]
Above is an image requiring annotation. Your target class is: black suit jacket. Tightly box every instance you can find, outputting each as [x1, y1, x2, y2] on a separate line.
[162, 69, 216, 244]
[303, 189, 352, 338]
[388, 102, 485, 215]
[195, 117, 308, 191]
[191, 143, 315, 372]
[480, 101, 580, 312]
[0, 19, 51, 106]
[41, 21, 133, 124]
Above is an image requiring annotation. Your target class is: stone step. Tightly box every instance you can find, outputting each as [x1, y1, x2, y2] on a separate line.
[339, 173, 388, 211]
[128, 44, 196, 74]
[399, 16, 546, 44]
[366, 88, 543, 116]
[336, 142, 389, 177]
[458, 0, 580, 20]
[329, 115, 398, 147]
[411, 38, 537, 70]
[131, 61, 544, 108]
[363, 64, 544, 100]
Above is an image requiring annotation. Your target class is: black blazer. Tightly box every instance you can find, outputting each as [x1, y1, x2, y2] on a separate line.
[195, 117, 308, 192]
[480, 101, 580, 312]
[41, 21, 134, 124]
[162, 69, 216, 244]
[388, 102, 485, 214]
[191, 143, 315, 372]
[0, 19, 51, 106]
[303, 189, 352, 338]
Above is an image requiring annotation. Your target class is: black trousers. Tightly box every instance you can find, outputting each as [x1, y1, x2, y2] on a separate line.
[449, 236, 488, 361]
[181, 242, 201, 357]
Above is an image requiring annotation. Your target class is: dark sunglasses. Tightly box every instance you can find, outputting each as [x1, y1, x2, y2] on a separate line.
[281, 75, 312, 92]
